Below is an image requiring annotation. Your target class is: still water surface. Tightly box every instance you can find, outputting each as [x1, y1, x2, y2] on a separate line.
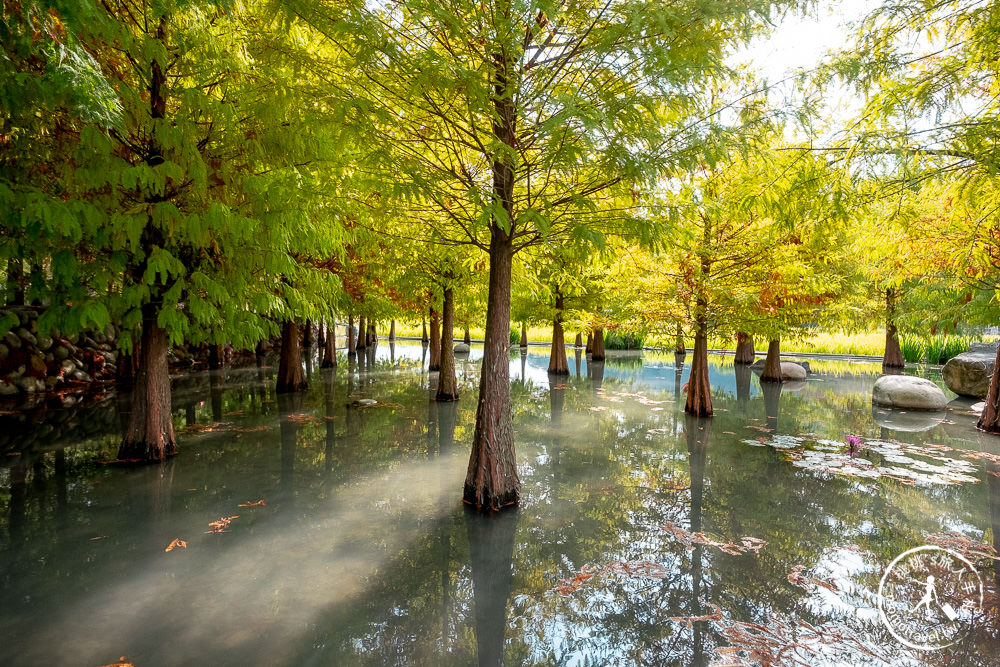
[0, 342, 998, 666]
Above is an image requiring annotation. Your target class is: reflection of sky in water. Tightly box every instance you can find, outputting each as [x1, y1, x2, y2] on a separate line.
[0, 341, 995, 666]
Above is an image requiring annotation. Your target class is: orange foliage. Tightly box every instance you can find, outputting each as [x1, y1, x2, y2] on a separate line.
[164, 538, 188, 552]
[206, 516, 239, 534]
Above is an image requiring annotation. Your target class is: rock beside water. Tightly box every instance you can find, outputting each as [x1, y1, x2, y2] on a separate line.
[942, 350, 994, 398]
[872, 375, 948, 410]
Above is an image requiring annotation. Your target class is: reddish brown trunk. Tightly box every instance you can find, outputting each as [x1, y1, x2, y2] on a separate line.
[303, 319, 313, 348]
[208, 342, 223, 370]
[321, 321, 337, 368]
[761, 338, 783, 383]
[685, 315, 713, 417]
[117, 339, 140, 386]
[883, 289, 904, 370]
[734, 332, 755, 364]
[519, 321, 527, 347]
[429, 307, 441, 371]
[977, 343, 1000, 433]
[356, 316, 366, 350]
[436, 286, 459, 401]
[574, 332, 583, 348]
[674, 324, 685, 355]
[118, 304, 176, 462]
[464, 234, 519, 511]
[591, 327, 606, 361]
[547, 290, 569, 374]
[347, 314, 356, 354]
[276, 321, 307, 393]
[422, 315, 428, 342]
[367, 321, 376, 345]
[585, 330, 592, 353]
[389, 319, 396, 341]
[464, 327, 471, 345]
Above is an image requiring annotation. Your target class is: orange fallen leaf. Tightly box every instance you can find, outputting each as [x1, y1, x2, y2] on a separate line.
[164, 538, 188, 552]
[89, 536, 106, 541]
[97, 657, 134, 667]
[238, 499, 266, 507]
[206, 515, 239, 533]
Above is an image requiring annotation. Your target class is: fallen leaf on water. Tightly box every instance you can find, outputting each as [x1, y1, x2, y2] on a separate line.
[89, 536, 106, 541]
[206, 515, 239, 534]
[238, 499, 267, 507]
[97, 657, 134, 667]
[164, 538, 188, 552]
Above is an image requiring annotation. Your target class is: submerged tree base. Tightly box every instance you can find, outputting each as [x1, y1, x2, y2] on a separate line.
[462, 483, 520, 512]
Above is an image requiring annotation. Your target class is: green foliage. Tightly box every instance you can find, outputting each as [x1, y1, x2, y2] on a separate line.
[604, 329, 645, 350]
[900, 336, 924, 363]
[898, 334, 977, 365]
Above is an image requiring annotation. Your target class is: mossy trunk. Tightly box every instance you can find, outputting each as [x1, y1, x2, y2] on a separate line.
[547, 291, 569, 374]
[674, 324, 685, 355]
[734, 332, 755, 364]
[303, 319, 313, 349]
[118, 303, 177, 462]
[684, 313, 712, 417]
[321, 322, 337, 368]
[883, 288, 904, 370]
[585, 330, 592, 354]
[389, 319, 396, 341]
[367, 321, 377, 346]
[276, 320, 308, 393]
[977, 343, 1000, 434]
[429, 306, 442, 371]
[436, 286, 459, 401]
[356, 316, 367, 350]
[347, 314, 356, 354]
[464, 232, 519, 511]
[591, 327, 606, 361]
[574, 332, 582, 348]
[761, 338, 783, 383]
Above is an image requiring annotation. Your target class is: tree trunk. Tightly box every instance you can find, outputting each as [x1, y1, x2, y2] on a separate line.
[117, 340, 140, 387]
[674, 324, 685, 355]
[303, 319, 313, 348]
[389, 319, 396, 341]
[117, 303, 176, 462]
[7, 258, 25, 306]
[883, 288, 904, 370]
[208, 342, 223, 370]
[466, 507, 519, 667]
[574, 332, 582, 348]
[367, 321, 377, 346]
[429, 306, 442, 371]
[734, 332, 755, 364]
[356, 316, 366, 350]
[464, 327, 471, 345]
[276, 320, 308, 393]
[519, 321, 527, 347]
[464, 234, 519, 510]
[684, 313, 712, 417]
[762, 380, 782, 432]
[760, 338, 783, 383]
[436, 286, 459, 401]
[734, 362, 752, 413]
[591, 327, 606, 361]
[585, 330, 592, 354]
[547, 290, 569, 374]
[422, 315, 428, 342]
[347, 314, 356, 354]
[321, 320, 337, 368]
[977, 343, 1000, 433]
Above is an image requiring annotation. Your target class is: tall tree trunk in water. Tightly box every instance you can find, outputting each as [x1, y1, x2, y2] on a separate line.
[436, 286, 459, 401]
[734, 363, 752, 414]
[422, 315, 429, 342]
[347, 314, 356, 354]
[734, 332, 755, 364]
[466, 508, 519, 666]
[762, 380, 782, 432]
[367, 320, 376, 346]
[674, 323, 685, 355]
[465, 235, 519, 510]
[356, 316, 366, 350]
[323, 366, 337, 473]
[303, 319, 313, 348]
[685, 309, 712, 417]
[547, 289, 569, 374]
[321, 320, 337, 368]
[585, 330, 592, 354]
[574, 332, 582, 348]
[761, 338, 783, 383]
[117, 340, 140, 386]
[7, 258, 24, 306]
[684, 414, 710, 667]
[429, 306, 442, 371]
[519, 321, 527, 347]
[464, 326, 471, 345]
[389, 319, 396, 341]
[883, 288, 904, 370]
[977, 343, 1000, 433]
[118, 303, 176, 461]
[591, 327, 606, 361]
[276, 320, 307, 393]
[208, 342, 223, 370]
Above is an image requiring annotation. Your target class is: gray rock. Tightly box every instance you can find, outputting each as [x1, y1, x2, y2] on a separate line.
[971, 401, 986, 414]
[16, 327, 36, 346]
[4, 332, 20, 349]
[0, 343, 7, 360]
[798, 361, 810, 373]
[872, 406, 947, 432]
[0, 379, 19, 396]
[66, 332, 79, 345]
[53, 345, 69, 361]
[872, 375, 948, 410]
[60, 359, 76, 375]
[105, 323, 117, 340]
[103, 350, 117, 364]
[968, 341, 998, 354]
[29, 354, 46, 375]
[942, 351, 994, 398]
[15, 376, 45, 393]
[454, 342, 471, 353]
[36, 335, 53, 351]
[780, 362, 808, 380]
[70, 370, 92, 382]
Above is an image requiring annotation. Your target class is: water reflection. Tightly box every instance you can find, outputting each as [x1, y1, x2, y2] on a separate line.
[0, 344, 996, 666]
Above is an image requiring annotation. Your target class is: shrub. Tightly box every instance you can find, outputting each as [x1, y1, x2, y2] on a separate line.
[604, 330, 644, 350]
[900, 336, 924, 363]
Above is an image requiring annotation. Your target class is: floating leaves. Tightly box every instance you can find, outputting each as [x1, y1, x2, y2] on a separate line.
[238, 499, 266, 507]
[788, 564, 839, 593]
[206, 515, 239, 534]
[661, 521, 767, 555]
[179, 421, 271, 435]
[555, 560, 670, 595]
[926, 532, 1000, 562]
[164, 538, 187, 552]
[97, 657, 134, 667]
[742, 436, 983, 486]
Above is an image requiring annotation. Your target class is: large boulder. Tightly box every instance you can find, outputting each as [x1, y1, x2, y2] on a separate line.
[872, 405, 947, 432]
[750, 359, 808, 380]
[872, 375, 947, 410]
[942, 350, 994, 398]
[453, 342, 471, 353]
